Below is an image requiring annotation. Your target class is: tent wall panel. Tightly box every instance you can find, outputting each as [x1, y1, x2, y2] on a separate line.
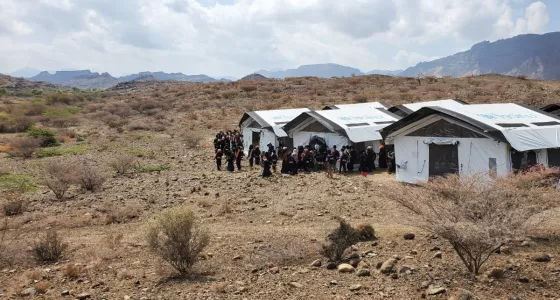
[293, 131, 351, 151]
[394, 135, 509, 183]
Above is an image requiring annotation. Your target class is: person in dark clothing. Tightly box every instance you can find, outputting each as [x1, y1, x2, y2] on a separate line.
[366, 146, 376, 172]
[359, 150, 368, 176]
[226, 150, 235, 172]
[378, 145, 387, 169]
[215, 149, 223, 171]
[288, 151, 297, 175]
[235, 147, 243, 171]
[267, 143, 274, 156]
[348, 146, 356, 173]
[248, 145, 255, 168]
[281, 147, 289, 174]
[387, 150, 396, 174]
[254, 146, 261, 166]
[270, 151, 278, 173]
[339, 149, 349, 174]
[262, 154, 272, 178]
[326, 150, 335, 179]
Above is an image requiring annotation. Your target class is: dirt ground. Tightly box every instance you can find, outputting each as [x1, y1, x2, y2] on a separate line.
[1, 74, 560, 299]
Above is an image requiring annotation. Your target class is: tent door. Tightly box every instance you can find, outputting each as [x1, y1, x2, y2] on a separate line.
[548, 149, 560, 168]
[429, 144, 459, 177]
[279, 137, 293, 150]
[252, 131, 261, 147]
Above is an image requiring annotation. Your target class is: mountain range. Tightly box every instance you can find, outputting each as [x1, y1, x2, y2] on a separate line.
[3, 32, 559, 89]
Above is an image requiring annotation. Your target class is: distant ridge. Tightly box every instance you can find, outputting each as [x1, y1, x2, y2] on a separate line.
[239, 74, 268, 81]
[256, 63, 362, 79]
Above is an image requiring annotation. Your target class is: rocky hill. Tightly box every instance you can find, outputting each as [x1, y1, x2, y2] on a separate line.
[119, 72, 219, 83]
[400, 32, 560, 80]
[256, 63, 363, 78]
[66, 72, 120, 90]
[239, 73, 268, 81]
[30, 70, 93, 84]
[0, 74, 59, 91]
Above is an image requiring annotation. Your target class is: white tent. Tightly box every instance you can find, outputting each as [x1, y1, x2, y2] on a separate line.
[388, 99, 467, 117]
[324, 101, 389, 110]
[283, 107, 400, 153]
[239, 108, 310, 152]
[381, 103, 560, 183]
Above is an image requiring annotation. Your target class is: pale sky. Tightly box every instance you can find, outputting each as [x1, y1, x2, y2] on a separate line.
[0, 0, 558, 78]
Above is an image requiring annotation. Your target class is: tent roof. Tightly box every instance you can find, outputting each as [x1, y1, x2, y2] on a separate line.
[542, 104, 560, 115]
[239, 108, 311, 137]
[323, 101, 389, 110]
[381, 103, 560, 151]
[388, 99, 467, 115]
[284, 107, 400, 143]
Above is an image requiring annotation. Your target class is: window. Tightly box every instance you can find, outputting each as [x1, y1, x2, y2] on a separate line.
[374, 121, 395, 125]
[532, 121, 560, 126]
[346, 123, 369, 127]
[495, 123, 528, 128]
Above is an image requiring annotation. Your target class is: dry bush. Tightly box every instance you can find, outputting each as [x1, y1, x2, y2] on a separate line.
[146, 206, 210, 275]
[386, 172, 560, 275]
[352, 94, 368, 103]
[182, 132, 202, 148]
[9, 137, 41, 158]
[31, 230, 67, 263]
[62, 263, 85, 279]
[240, 84, 258, 92]
[2, 198, 24, 216]
[355, 223, 376, 241]
[109, 155, 136, 176]
[321, 218, 361, 262]
[74, 164, 106, 192]
[220, 89, 238, 99]
[44, 161, 75, 200]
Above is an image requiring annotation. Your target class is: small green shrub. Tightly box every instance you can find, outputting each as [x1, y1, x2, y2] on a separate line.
[146, 207, 210, 275]
[42, 106, 82, 118]
[27, 128, 59, 147]
[36, 147, 63, 158]
[0, 173, 36, 192]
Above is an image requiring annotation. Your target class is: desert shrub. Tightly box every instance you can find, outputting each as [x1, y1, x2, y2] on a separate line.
[62, 263, 85, 279]
[0, 88, 7, 97]
[320, 218, 361, 262]
[352, 94, 368, 103]
[386, 172, 560, 275]
[355, 223, 376, 241]
[109, 155, 136, 175]
[24, 104, 47, 116]
[36, 147, 63, 158]
[183, 132, 202, 148]
[146, 206, 210, 275]
[0, 173, 36, 192]
[220, 89, 238, 99]
[240, 84, 258, 92]
[0, 116, 35, 133]
[27, 128, 59, 147]
[137, 164, 169, 173]
[74, 165, 106, 191]
[44, 161, 74, 199]
[9, 137, 41, 158]
[2, 199, 24, 216]
[31, 231, 67, 263]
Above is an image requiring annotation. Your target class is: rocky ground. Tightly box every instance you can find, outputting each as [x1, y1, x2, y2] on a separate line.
[1, 74, 560, 299]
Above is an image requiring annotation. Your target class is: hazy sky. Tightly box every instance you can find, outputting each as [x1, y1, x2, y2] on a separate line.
[0, 0, 558, 78]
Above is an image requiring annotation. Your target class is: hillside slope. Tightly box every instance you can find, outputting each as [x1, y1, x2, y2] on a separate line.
[400, 32, 560, 79]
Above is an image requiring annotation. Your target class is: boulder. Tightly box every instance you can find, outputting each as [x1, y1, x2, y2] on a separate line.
[403, 233, 415, 240]
[426, 287, 446, 295]
[337, 263, 355, 273]
[433, 251, 442, 259]
[399, 265, 412, 274]
[488, 268, 505, 279]
[76, 293, 91, 300]
[349, 284, 362, 291]
[289, 282, 303, 288]
[531, 253, 551, 262]
[379, 259, 397, 274]
[356, 269, 371, 277]
[20, 287, 37, 296]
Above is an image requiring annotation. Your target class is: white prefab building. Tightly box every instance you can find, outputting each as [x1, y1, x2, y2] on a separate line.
[388, 99, 468, 117]
[282, 107, 400, 152]
[323, 101, 389, 110]
[381, 103, 560, 183]
[239, 108, 311, 152]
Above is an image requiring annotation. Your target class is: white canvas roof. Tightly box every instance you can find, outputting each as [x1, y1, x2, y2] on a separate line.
[402, 99, 466, 112]
[240, 108, 311, 137]
[314, 107, 399, 142]
[383, 103, 560, 152]
[332, 102, 388, 110]
[448, 103, 560, 151]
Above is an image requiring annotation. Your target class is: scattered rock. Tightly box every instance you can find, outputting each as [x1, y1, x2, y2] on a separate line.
[233, 255, 243, 261]
[269, 267, 279, 274]
[420, 281, 431, 289]
[375, 262, 383, 269]
[356, 269, 371, 277]
[521, 240, 531, 247]
[455, 288, 475, 300]
[349, 284, 362, 291]
[488, 268, 505, 279]
[399, 265, 412, 274]
[403, 233, 415, 240]
[235, 286, 249, 294]
[289, 282, 303, 288]
[76, 292, 91, 300]
[433, 251, 442, 259]
[349, 259, 360, 268]
[310, 259, 322, 267]
[329, 280, 338, 285]
[410, 250, 418, 255]
[518, 277, 530, 283]
[379, 259, 396, 274]
[508, 296, 522, 300]
[430, 246, 440, 251]
[61, 290, 70, 296]
[499, 246, 512, 255]
[391, 273, 399, 279]
[20, 287, 37, 296]
[337, 263, 355, 273]
[427, 287, 446, 295]
[326, 262, 337, 270]
[531, 253, 551, 262]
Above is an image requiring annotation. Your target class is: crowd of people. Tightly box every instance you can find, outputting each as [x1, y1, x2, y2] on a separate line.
[213, 130, 396, 178]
